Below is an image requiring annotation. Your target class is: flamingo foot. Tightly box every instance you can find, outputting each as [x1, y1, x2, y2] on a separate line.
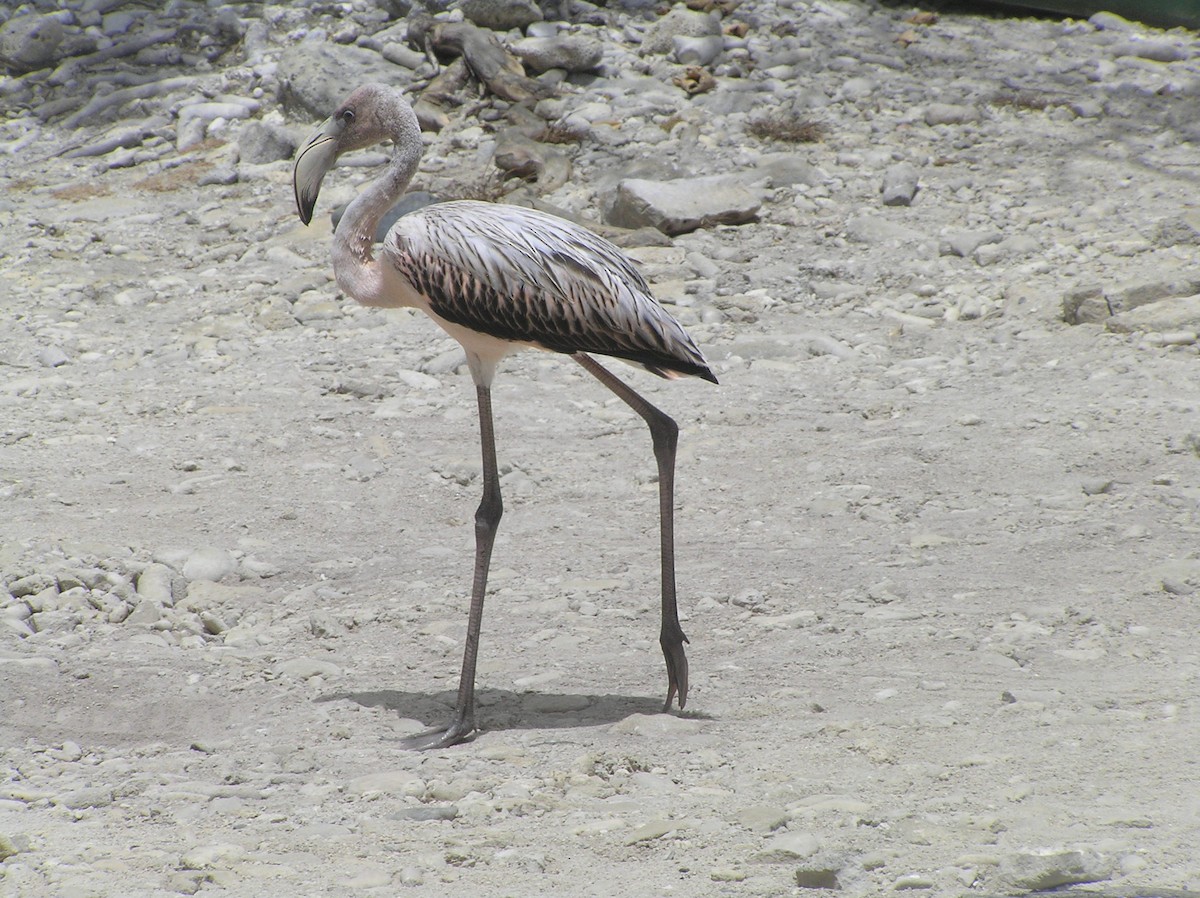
[660, 628, 690, 712]
[400, 710, 477, 750]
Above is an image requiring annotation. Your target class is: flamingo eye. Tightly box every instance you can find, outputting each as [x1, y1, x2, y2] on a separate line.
[340, 108, 355, 125]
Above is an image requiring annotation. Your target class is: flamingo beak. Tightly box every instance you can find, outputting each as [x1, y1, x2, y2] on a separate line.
[293, 117, 341, 226]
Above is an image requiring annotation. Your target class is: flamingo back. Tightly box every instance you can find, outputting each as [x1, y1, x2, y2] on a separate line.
[383, 201, 717, 383]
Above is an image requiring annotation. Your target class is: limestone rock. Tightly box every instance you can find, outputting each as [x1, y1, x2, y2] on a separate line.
[755, 154, 828, 188]
[794, 864, 842, 890]
[279, 41, 403, 119]
[493, 130, 571, 191]
[238, 121, 296, 165]
[1106, 294, 1200, 334]
[641, 7, 721, 56]
[135, 563, 175, 605]
[941, 229, 1002, 257]
[924, 103, 981, 125]
[606, 175, 761, 235]
[673, 34, 724, 66]
[1107, 276, 1200, 314]
[182, 548, 237, 583]
[754, 831, 820, 862]
[456, 0, 542, 32]
[176, 101, 257, 150]
[0, 833, 20, 862]
[1061, 284, 1110, 324]
[881, 162, 920, 206]
[975, 234, 1040, 265]
[0, 14, 65, 74]
[1153, 210, 1200, 247]
[844, 214, 921, 245]
[510, 35, 603, 73]
[1111, 37, 1189, 62]
[997, 849, 1111, 890]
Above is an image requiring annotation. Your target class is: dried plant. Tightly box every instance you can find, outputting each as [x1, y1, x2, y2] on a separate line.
[989, 90, 1067, 111]
[538, 122, 585, 145]
[747, 111, 826, 143]
[51, 183, 111, 201]
[133, 160, 214, 192]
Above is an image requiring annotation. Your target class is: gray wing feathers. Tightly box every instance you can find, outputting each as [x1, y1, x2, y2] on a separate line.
[384, 202, 712, 380]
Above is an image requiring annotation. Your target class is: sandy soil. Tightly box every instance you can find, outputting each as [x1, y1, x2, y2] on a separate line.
[2, 1, 1200, 896]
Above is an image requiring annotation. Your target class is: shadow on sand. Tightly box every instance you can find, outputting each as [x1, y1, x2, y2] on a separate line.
[317, 687, 711, 737]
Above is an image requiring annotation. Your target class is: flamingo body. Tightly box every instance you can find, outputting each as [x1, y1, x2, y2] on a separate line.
[384, 201, 717, 383]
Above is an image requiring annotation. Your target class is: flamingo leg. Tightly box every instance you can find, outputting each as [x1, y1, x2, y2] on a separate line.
[403, 382, 502, 749]
[573, 353, 689, 712]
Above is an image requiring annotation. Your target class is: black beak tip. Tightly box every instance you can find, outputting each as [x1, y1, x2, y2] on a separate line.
[296, 196, 315, 226]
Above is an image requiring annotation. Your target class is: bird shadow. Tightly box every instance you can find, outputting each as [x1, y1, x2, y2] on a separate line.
[316, 686, 712, 737]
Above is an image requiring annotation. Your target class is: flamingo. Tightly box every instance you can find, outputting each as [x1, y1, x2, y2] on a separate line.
[292, 83, 717, 749]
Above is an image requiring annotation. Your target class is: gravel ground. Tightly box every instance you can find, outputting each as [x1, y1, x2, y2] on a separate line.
[2, 1, 1199, 895]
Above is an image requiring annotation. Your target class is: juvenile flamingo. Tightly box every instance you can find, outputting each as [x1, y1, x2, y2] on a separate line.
[292, 83, 717, 748]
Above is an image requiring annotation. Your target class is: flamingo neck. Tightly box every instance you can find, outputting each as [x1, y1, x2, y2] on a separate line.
[332, 136, 422, 306]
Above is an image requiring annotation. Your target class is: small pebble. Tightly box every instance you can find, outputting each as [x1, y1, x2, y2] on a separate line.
[754, 831, 820, 861]
[893, 873, 936, 889]
[1161, 578, 1195, 596]
[346, 867, 391, 888]
[48, 741, 82, 762]
[126, 600, 162, 625]
[36, 346, 69, 367]
[398, 867, 425, 885]
[0, 833, 19, 861]
[625, 819, 679, 844]
[54, 787, 114, 809]
[135, 563, 175, 604]
[609, 713, 704, 736]
[881, 162, 920, 206]
[795, 866, 841, 889]
[924, 103, 980, 125]
[348, 771, 425, 796]
[711, 868, 747, 882]
[274, 657, 342, 680]
[733, 805, 788, 831]
[182, 548, 236, 582]
[179, 843, 246, 870]
[673, 34, 724, 66]
[389, 805, 459, 822]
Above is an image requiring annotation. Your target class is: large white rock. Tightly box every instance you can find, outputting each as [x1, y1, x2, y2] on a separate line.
[0, 14, 65, 73]
[1106, 294, 1200, 334]
[511, 35, 603, 73]
[640, 6, 720, 56]
[606, 175, 761, 236]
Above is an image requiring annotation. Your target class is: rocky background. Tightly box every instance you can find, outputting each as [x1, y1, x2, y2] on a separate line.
[2, 0, 1200, 895]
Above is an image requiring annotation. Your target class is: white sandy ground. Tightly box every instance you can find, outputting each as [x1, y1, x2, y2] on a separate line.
[2, 1, 1200, 895]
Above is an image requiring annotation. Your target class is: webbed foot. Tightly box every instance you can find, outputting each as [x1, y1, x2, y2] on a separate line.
[400, 711, 477, 750]
[660, 628, 690, 712]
